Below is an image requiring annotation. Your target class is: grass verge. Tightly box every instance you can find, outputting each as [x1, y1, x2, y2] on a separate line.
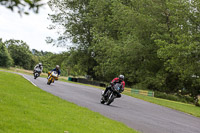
[123, 91, 200, 117]
[0, 71, 138, 133]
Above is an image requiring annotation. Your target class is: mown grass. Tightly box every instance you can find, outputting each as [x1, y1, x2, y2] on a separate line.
[123, 91, 200, 117]
[0, 71, 138, 133]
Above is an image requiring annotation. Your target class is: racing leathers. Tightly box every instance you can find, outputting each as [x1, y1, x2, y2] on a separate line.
[103, 77, 125, 98]
[33, 64, 43, 74]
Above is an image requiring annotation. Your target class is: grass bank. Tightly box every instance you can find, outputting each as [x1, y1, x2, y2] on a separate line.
[0, 71, 137, 133]
[123, 91, 200, 117]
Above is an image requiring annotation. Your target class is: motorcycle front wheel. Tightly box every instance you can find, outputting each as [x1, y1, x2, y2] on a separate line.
[100, 97, 105, 104]
[47, 78, 52, 85]
[34, 73, 38, 79]
[105, 93, 114, 105]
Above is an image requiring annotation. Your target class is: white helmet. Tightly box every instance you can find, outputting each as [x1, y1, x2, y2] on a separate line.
[39, 63, 42, 66]
[119, 75, 124, 81]
[56, 65, 60, 69]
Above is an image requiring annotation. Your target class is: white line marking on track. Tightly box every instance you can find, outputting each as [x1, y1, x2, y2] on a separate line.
[22, 75, 37, 87]
[0, 70, 37, 87]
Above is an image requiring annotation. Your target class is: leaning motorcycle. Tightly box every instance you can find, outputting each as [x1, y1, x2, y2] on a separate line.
[33, 68, 41, 79]
[100, 83, 122, 105]
[47, 71, 58, 85]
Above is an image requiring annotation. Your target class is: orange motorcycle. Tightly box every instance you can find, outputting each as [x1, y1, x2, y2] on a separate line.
[47, 71, 58, 85]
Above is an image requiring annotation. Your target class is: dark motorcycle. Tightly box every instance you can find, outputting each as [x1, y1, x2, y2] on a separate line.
[100, 83, 122, 105]
[33, 68, 41, 79]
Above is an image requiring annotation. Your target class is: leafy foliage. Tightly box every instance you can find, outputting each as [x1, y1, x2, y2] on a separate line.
[5, 39, 35, 69]
[0, 0, 44, 15]
[0, 39, 13, 67]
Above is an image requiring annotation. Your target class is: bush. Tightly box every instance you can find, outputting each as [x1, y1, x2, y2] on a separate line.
[0, 40, 13, 67]
[154, 91, 194, 104]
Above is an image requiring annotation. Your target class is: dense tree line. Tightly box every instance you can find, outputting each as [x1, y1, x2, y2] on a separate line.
[0, 39, 36, 69]
[47, 0, 200, 105]
[0, 38, 73, 77]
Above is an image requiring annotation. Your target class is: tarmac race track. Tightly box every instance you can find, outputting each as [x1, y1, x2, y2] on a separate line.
[23, 74, 200, 133]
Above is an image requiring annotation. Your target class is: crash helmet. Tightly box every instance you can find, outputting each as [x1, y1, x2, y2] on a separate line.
[39, 62, 42, 66]
[56, 65, 60, 70]
[119, 75, 124, 81]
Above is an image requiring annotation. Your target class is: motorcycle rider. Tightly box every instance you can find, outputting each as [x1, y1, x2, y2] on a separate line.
[33, 62, 43, 75]
[102, 75, 125, 98]
[48, 65, 61, 81]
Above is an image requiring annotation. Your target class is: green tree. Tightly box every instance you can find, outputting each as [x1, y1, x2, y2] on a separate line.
[6, 39, 33, 69]
[0, 0, 44, 14]
[0, 39, 13, 67]
[48, 0, 97, 78]
[89, 0, 165, 85]
[155, 0, 200, 105]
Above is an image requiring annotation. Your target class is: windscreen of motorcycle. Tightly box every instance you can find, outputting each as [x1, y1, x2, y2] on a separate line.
[51, 71, 58, 77]
[113, 83, 122, 91]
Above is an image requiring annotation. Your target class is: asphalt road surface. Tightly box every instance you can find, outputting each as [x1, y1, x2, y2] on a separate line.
[22, 74, 200, 133]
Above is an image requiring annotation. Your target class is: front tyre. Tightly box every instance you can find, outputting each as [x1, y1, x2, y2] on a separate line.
[34, 73, 37, 79]
[100, 97, 105, 104]
[47, 81, 51, 85]
[47, 79, 52, 85]
[105, 93, 114, 105]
